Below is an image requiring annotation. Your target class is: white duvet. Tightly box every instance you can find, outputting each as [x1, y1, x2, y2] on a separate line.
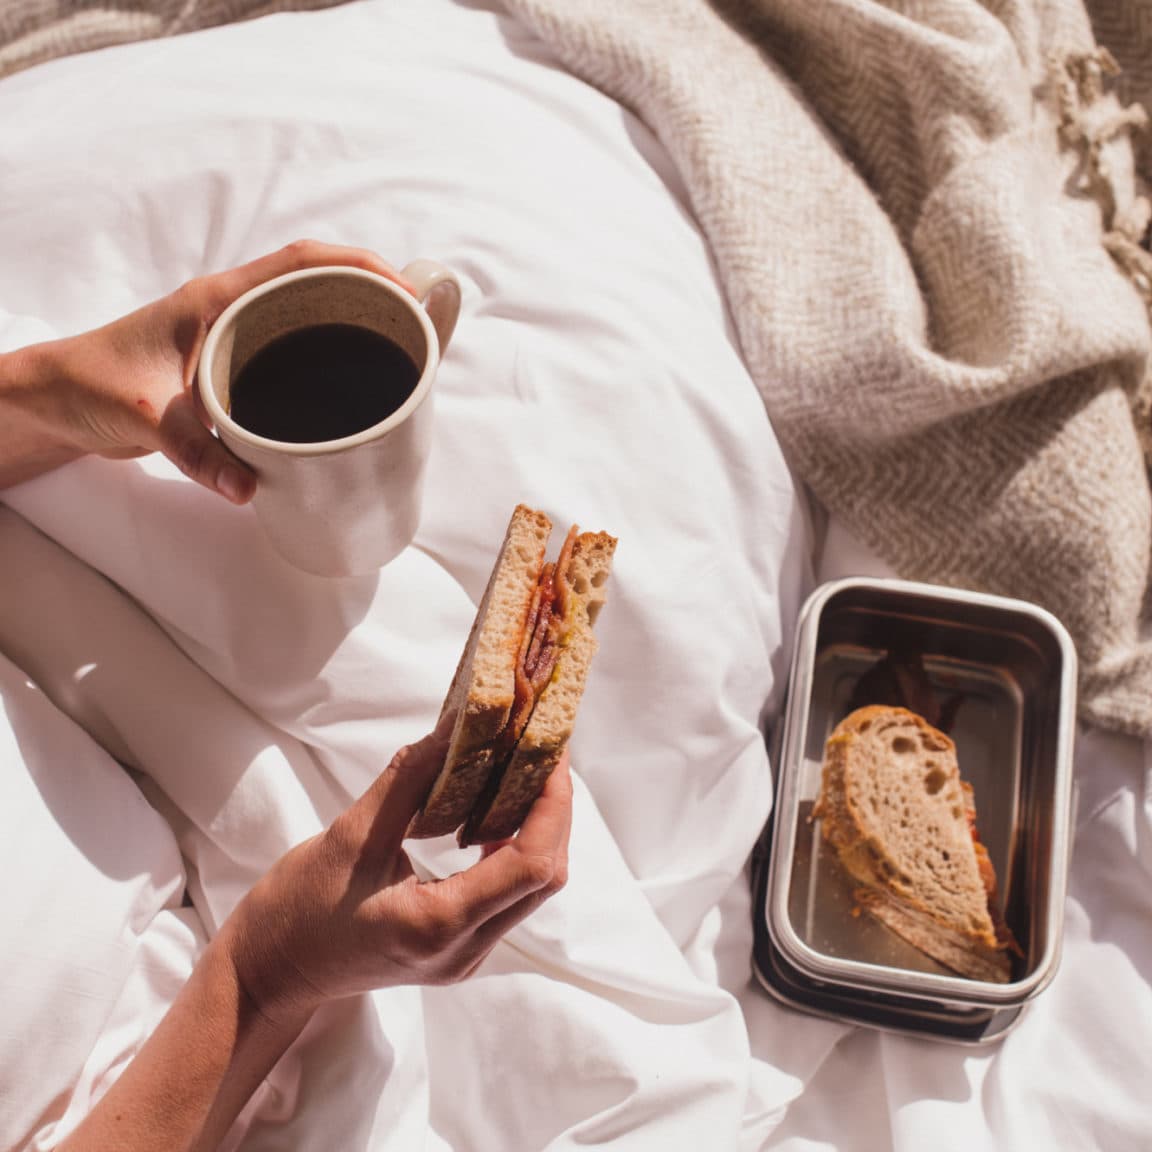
[0, 2, 1148, 1149]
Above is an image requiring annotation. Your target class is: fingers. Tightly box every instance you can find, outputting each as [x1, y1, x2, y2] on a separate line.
[416, 757, 573, 979]
[159, 241, 405, 503]
[152, 392, 256, 504]
[195, 240, 411, 326]
[346, 714, 457, 861]
[445, 880, 557, 985]
[425, 753, 573, 930]
[169, 241, 405, 503]
[517, 751, 573, 864]
[479, 838, 513, 860]
[467, 886, 556, 965]
[322, 741, 572, 990]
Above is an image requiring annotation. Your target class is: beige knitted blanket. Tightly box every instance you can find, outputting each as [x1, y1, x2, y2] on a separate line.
[0, 1, 349, 77]
[4, 0, 1152, 736]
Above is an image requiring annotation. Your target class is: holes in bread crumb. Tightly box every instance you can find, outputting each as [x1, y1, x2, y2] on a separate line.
[858, 719, 873, 732]
[572, 574, 591, 595]
[591, 569, 608, 588]
[923, 767, 947, 795]
[891, 736, 916, 754]
[951, 805, 964, 820]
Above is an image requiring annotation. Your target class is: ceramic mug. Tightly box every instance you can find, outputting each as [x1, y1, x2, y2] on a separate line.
[197, 261, 461, 577]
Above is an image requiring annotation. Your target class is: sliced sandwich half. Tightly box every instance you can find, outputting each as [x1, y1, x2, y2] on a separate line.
[812, 705, 1020, 983]
[408, 504, 616, 845]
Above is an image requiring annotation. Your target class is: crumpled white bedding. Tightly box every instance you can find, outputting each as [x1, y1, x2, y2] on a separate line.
[0, 1, 1148, 1149]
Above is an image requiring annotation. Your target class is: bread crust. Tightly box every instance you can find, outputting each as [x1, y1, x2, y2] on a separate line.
[408, 505, 552, 838]
[855, 889, 1011, 982]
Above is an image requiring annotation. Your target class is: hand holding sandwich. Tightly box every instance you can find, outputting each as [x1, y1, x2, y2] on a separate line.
[52, 505, 601, 1151]
[58, 721, 571, 1152]
[225, 715, 572, 1023]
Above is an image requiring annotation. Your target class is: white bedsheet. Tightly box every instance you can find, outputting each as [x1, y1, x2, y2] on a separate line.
[0, 2, 1148, 1149]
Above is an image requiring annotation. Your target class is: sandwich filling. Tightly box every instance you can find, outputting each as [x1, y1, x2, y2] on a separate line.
[455, 526, 580, 845]
[963, 784, 1020, 955]
[500, 524, 579, 754]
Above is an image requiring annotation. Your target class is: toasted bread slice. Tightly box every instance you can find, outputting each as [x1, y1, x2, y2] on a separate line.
[813, 705, 1013, 982]
[461, 531, 616, 845]
[408, 505, 552, 838]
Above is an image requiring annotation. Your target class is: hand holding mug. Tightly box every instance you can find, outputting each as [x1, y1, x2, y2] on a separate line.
[198, 252, 461, 576]
[0, 241, 430, 504]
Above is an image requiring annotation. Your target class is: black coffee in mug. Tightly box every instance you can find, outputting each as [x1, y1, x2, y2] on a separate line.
[228, 323, 420, 443]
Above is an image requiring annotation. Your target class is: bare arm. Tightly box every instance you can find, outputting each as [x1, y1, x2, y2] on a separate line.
[56, 932, 311, 1152]
[57, 723, 572, 1152]
[0, 342, 83, 487]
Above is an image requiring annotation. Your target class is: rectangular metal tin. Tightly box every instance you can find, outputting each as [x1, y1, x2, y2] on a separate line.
[762, 577, 1077, 1023]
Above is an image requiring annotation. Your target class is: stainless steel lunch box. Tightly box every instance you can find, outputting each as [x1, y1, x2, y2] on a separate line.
[751, 577, 1077, 1043]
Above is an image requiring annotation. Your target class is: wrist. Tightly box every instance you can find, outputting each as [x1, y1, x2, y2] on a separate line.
[216, 892, 323, 1034]
[1, 339, 58, 411]
[0, 340, 83, 486]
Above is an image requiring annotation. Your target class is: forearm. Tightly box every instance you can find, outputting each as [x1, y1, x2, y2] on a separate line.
[0, 342, 83, 488]
[58, 929, 314, 1152]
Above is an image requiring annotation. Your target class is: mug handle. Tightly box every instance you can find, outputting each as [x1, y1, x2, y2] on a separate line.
[401, 259, 462, 355]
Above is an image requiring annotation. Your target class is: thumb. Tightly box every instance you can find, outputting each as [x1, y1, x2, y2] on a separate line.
[351, 714, 457, 857]
[155, 394, 256, 504]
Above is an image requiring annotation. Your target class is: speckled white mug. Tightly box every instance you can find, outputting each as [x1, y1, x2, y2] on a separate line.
[198, 261, 460, 577]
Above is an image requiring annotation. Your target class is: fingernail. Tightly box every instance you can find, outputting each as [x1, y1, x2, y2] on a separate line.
[218, 465, 252, 504]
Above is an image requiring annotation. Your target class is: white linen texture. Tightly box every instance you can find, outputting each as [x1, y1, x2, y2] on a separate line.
[0, 2, 1148, 1151]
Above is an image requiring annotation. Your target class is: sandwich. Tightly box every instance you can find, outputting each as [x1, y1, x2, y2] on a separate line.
[408, 504, 616, 845]
[812, 705, 1020, 983]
